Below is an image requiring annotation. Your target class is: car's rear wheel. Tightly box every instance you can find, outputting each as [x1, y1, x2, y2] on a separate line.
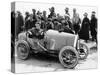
[78, 43, 89, 60]
[59, 46, 78, 69]
[16, 40, 30, 60]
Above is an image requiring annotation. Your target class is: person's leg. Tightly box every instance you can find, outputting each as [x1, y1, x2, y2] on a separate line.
[74, 25, 77, 34]
[91, 30, 96, 41]
[94, 33, 97, 44]
[96, 35, 97, 44]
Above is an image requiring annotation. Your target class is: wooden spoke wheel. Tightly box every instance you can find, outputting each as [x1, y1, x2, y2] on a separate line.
[16, 40, 30, 60]
[59, 46, 78, 69]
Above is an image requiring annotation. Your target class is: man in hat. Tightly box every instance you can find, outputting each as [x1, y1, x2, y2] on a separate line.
[90, 11, 97, 42]
[32, 9, 37, 26]
[46, 18, 54, 30]
[72, 8, 81, 34]
[65, 7, 70, 16]
[42, 11, 47, 21]
[25, 12, 30, 21]
[64, 7, 72, 29]
[53, 18, 60, 30]
[15, 11, 24, 38]
[24, 12, 30, 31]
[48, 7, 56, 19]
[25, 14, 36, 31]
[41, 11, 47, 30]
[37, 11, 42, 19]
[32, 9, 36, 15]
[79, 12, 90, 42]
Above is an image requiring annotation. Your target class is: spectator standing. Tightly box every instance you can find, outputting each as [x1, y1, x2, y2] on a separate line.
[79, 13, 90, 42]
[25, 14, 35, 30]
[64, 7, 70, 17]
[24, 12, 30, 31]
[90, 11, 97, 42]
[32, 9, 37, 26]
[25, 12, 30, 21]
[41, 11, 47, 30]
[46, 18, 54, 30]
[48, 7, 56, 18]
[72, 8, 81, 34]
[15, 11, 24, 38]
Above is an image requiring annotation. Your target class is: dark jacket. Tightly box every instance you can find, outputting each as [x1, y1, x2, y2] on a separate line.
[25, 20, 35, 30]
[90, 17, 97, 36]
[79, 17, 90, 40]
[15, 14, 24, 35]
[28, 28, 44, 39]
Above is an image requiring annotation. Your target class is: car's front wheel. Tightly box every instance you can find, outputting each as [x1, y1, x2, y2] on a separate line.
[59, 46, 78, 69]
[16, 40, 30, 60]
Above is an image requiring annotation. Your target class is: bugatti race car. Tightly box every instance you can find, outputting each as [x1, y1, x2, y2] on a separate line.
[16, 29, 89, 69]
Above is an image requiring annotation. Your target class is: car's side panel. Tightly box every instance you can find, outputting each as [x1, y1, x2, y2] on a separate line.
[45, 30, 76, 51]
[18, 30, 76, 52]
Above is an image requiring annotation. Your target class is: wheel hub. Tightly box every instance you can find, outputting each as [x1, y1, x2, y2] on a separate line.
[62, 50, 77, 65]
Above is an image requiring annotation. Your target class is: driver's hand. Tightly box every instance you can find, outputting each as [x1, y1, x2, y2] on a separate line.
[28, 31, 32, 35]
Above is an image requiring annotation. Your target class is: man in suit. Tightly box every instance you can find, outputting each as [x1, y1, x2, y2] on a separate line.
[90, 11, 97, 43]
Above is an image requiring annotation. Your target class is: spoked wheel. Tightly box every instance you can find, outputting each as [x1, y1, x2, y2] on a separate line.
[59, 46, 78, 69]
[78, 43, 89, 60]
[16, 40, 30, 60]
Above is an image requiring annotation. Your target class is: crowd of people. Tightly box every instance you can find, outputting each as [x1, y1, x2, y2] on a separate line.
[11, 7, 97, 43]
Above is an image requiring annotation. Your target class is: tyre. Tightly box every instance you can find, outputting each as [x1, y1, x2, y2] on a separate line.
[78, 42, 89, 60]
[16, 40, 30, 60]
[59, 46, 78, 69]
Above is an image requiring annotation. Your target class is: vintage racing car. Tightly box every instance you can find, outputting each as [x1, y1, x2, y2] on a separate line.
[16, 29, 89, 69]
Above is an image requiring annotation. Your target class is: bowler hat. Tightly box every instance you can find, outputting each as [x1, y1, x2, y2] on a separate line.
[84, 12, 88, 16]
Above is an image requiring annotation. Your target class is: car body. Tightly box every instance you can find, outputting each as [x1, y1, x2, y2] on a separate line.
[16, 29, 89, 69]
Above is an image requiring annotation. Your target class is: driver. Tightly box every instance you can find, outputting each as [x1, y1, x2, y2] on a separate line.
[28, 22, 44, 39]
[28, 22, 45, 50]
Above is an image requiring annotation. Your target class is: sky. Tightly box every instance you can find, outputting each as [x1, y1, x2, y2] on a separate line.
[14, 1, 98, 20]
